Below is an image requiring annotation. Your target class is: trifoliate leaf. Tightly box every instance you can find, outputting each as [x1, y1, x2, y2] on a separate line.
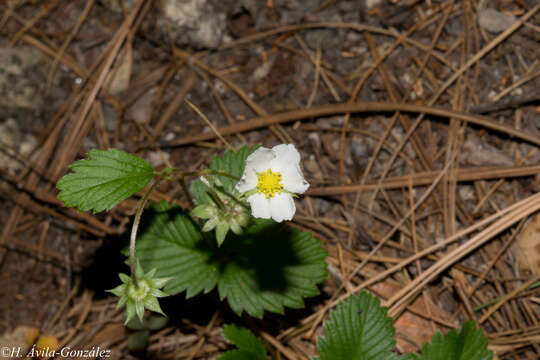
[135, 203, 328, 318]
[192, 145, 258, 205]
[317, 291, 397, 360]
[57, 149, 154, 212]
[417, 321, 492, 360]
[218, 325, 266, 360]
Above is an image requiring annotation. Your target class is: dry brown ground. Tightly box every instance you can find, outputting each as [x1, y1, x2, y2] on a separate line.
[0, 0, 539, 359]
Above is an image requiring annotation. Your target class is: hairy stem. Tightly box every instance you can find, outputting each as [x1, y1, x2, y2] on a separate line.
[205, 169, 240, 181]
[199, 176, 226, 210]
[166, 168, 240, 182]
[130, 180, 160, 285]
[179, 177, 194, 208]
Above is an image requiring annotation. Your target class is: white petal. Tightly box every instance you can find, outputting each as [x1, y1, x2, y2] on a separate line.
[235, 167, 257, 193]
[247, 193, 271, 219]
[269, 144, 301, 172]
[281, 164, 309, 194]
[236, 147, 274, 193]
[245, 147, 274, 172]
[269, 193, 296, 222]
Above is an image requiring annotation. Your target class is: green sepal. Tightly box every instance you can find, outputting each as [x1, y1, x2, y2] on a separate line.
[108, 284, 125, 297]
[119, 273, 131, 283]
[107, 262, 170, 325]
[202, 217, 219, 232]
[242, 188, 258, 198]
[216, 222, 229, 246]
[192, 204, 216, 219]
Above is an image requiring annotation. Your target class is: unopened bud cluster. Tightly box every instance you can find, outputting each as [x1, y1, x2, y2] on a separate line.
[192, 184, 250, 246]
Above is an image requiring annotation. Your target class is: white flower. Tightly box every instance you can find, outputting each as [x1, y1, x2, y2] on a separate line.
[235, 144, 309, 222]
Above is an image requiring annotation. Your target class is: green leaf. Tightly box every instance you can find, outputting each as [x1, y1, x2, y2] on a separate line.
[314, 355, 416, 360]
[127, 330, 149, 351]
[134, 202, 219, 298]
[125, 316, 146, 331]
[57, 149, 154, 212]
[192, 145, 258, 205]
[399, 355, 420, 360]
[219, 350, 258, 360]
[148, 314, 168, 330]
[317, 291, 397, 360]
[417, 321, 492, 360]
[135, 203, 328, 318]
[218, 325, 266, 360]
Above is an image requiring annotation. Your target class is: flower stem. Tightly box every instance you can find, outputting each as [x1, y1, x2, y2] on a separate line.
[203, 169, 241, 181]
[128, 167, 239, 284]
[130, 180, 160, 286]
[179, 177, 194, 208]
[199, 176, 226, 211]
[165, 168, 240, 182]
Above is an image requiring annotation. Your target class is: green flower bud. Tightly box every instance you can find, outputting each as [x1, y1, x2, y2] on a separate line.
[216, 221, 230, 246]
[201, 216, 219, 232]
[229, 219, 242, 235]
[191, 204, 216, 219]
[235, 211, 250, 227]
[192, 183, 250, 246]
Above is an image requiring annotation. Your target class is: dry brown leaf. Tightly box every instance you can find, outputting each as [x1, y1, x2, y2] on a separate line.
[514, 214, 540, 275]
[89, 323, 127, 346]
[371, 282, 445, 353]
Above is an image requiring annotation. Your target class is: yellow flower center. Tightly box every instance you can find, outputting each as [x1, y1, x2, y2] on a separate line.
[257, 169, 283, 198]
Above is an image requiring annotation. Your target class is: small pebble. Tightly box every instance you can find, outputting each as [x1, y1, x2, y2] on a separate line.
[478, 8, 516, 33]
